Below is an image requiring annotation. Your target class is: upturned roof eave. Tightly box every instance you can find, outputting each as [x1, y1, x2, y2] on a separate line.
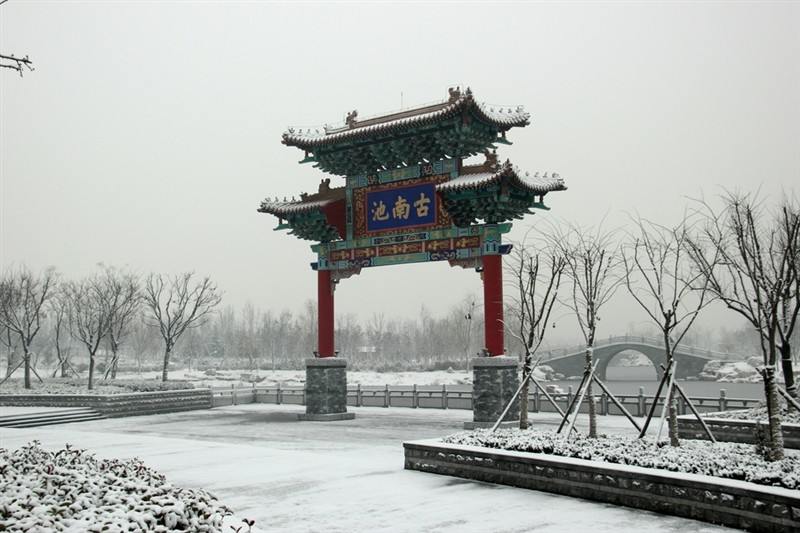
[282, 89, 530, 150]
[437, 163, 567, 195]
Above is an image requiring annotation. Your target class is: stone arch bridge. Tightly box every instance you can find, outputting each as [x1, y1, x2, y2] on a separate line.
[540, 336, 736, 381]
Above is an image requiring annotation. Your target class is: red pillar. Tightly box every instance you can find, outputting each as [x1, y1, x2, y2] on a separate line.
[482, 254, 504, 356]
[318, 269, 335, 357]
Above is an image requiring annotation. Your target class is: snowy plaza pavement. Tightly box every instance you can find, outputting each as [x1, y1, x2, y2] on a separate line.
[0, 404, 739, 532]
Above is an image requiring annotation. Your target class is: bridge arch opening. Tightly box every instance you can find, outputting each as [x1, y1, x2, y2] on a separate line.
[605, 350, 657, 381]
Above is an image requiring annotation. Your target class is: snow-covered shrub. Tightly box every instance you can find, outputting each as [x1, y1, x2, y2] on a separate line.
[707, 400, 800, 424]
[0, 378, 195, 395]
[442, 428, 800, 490]
[0, 441, 232, 532]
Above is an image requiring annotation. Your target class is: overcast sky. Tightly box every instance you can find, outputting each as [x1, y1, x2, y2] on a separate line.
[1, 1, 798, 346]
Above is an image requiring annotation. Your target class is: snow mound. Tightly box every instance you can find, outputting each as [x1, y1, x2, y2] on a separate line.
[699, 360, 762, 383]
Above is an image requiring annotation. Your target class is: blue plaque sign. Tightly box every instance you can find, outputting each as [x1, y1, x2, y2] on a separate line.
[365, 182, 437, 233]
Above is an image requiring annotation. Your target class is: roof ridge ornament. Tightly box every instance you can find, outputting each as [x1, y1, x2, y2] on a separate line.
[346, 110, 358, 128]
[447, 86, 461, 104]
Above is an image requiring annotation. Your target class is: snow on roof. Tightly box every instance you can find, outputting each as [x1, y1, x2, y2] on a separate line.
[437, 163, 567, 194]
[282, 88, 530, 147]
[258, 197, 334, 216]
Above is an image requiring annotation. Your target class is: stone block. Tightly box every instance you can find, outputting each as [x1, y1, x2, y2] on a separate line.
[469, 356, 519, 426]
[303, 358, 352, 420]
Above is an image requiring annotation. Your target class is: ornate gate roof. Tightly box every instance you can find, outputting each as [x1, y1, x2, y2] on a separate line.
[282, 87, 530, 176]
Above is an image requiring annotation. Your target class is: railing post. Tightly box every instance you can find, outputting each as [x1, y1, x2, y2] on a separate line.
[232, 383, 237, 406]
[533, 387, 540, 413]
[356, 384, 362, 407]
[384, 384, 390, 408]
[567, 386, 573, 412]
[412, 384, 418, 408]
[600, 392, 608, 415]
[276, 382, 282, 405]
[252, 382, 256, 403]
[638, 387, 645, 417]
[442, 384, 448, 409]
[719, 389, 727, 412]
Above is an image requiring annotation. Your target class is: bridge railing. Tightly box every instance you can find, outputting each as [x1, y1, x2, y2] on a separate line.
[540, 335, 742, 362]
[211, 383, 761, 416]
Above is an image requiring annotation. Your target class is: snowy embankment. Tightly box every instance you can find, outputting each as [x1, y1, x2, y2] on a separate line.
[144, 366, 560, 389]
[698, 357, 800, 385]
[0, 441, 234, 532]
[441, 428, 800, 490]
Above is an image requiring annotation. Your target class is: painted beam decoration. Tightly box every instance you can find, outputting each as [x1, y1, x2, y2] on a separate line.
[258, 87, 567, 274]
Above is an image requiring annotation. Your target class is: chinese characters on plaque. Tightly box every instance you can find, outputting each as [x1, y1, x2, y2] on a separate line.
[365, 182, 436, 233]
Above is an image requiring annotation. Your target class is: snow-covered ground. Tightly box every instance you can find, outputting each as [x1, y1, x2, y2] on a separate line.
[0, 405, 739, 532]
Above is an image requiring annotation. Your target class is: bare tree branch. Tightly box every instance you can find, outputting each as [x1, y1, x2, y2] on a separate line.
[143, 272, 222, 381]
[0, 53, 34, 76]
[685, 190, 796, 460]
[505, 228, 566, 429]
[0, 265, 58, 388]
[547, 221, 623, 438]
[621, 214, 713, 445]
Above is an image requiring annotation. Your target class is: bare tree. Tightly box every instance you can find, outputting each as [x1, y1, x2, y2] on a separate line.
[48, 287, 73, 378]
[0, 266, 57, 388]
[143, 273, 222, 381]
[554, 224, 622, 438]
[101, 267, 142, 379]
[686, 191, 797, 460]
[450, 295, 480, 372]
[622, 216, 712, 446]
[65, 274, 113, 390]
[775, 197, 800, 397]
[506, 235, 566, 429]
[335, 312, 363, 364]
[1, 324, 20, 378]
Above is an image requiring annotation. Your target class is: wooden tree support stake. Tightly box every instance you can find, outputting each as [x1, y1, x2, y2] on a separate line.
[558, 362, 597, 435]
[591, 374, 642, 432]
[778, 386, 800, 412]
[491, 357, 541, 433]
[639, 359, 674, 438]
[655, 362, 678, 444]
[659, 363, 716, 443]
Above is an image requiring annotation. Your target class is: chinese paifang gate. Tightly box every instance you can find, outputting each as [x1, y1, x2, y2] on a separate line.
[258, 87, 567, 423]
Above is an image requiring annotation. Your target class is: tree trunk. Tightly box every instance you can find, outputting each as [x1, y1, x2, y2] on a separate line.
[779, 342, 797, 397]
[88, 353, 96, 391]
[586, 345, 597, 438]
[519, 353, 532, 430]
[668, 392, 679, 446]
[663, 331, 679, 446]
[763, 366, 785, 461]
[23, 346, 32, 390]
[162, 346, 171, 382]
[5, 350, 16, 378]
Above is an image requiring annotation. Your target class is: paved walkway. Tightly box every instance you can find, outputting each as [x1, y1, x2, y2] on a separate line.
[0, 404, 738, 532]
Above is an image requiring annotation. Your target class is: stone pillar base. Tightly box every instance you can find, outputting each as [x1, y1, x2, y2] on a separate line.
[298, 412, 355, 421]
[467, 356, 519, 429]
[301, 357, 353, 421]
